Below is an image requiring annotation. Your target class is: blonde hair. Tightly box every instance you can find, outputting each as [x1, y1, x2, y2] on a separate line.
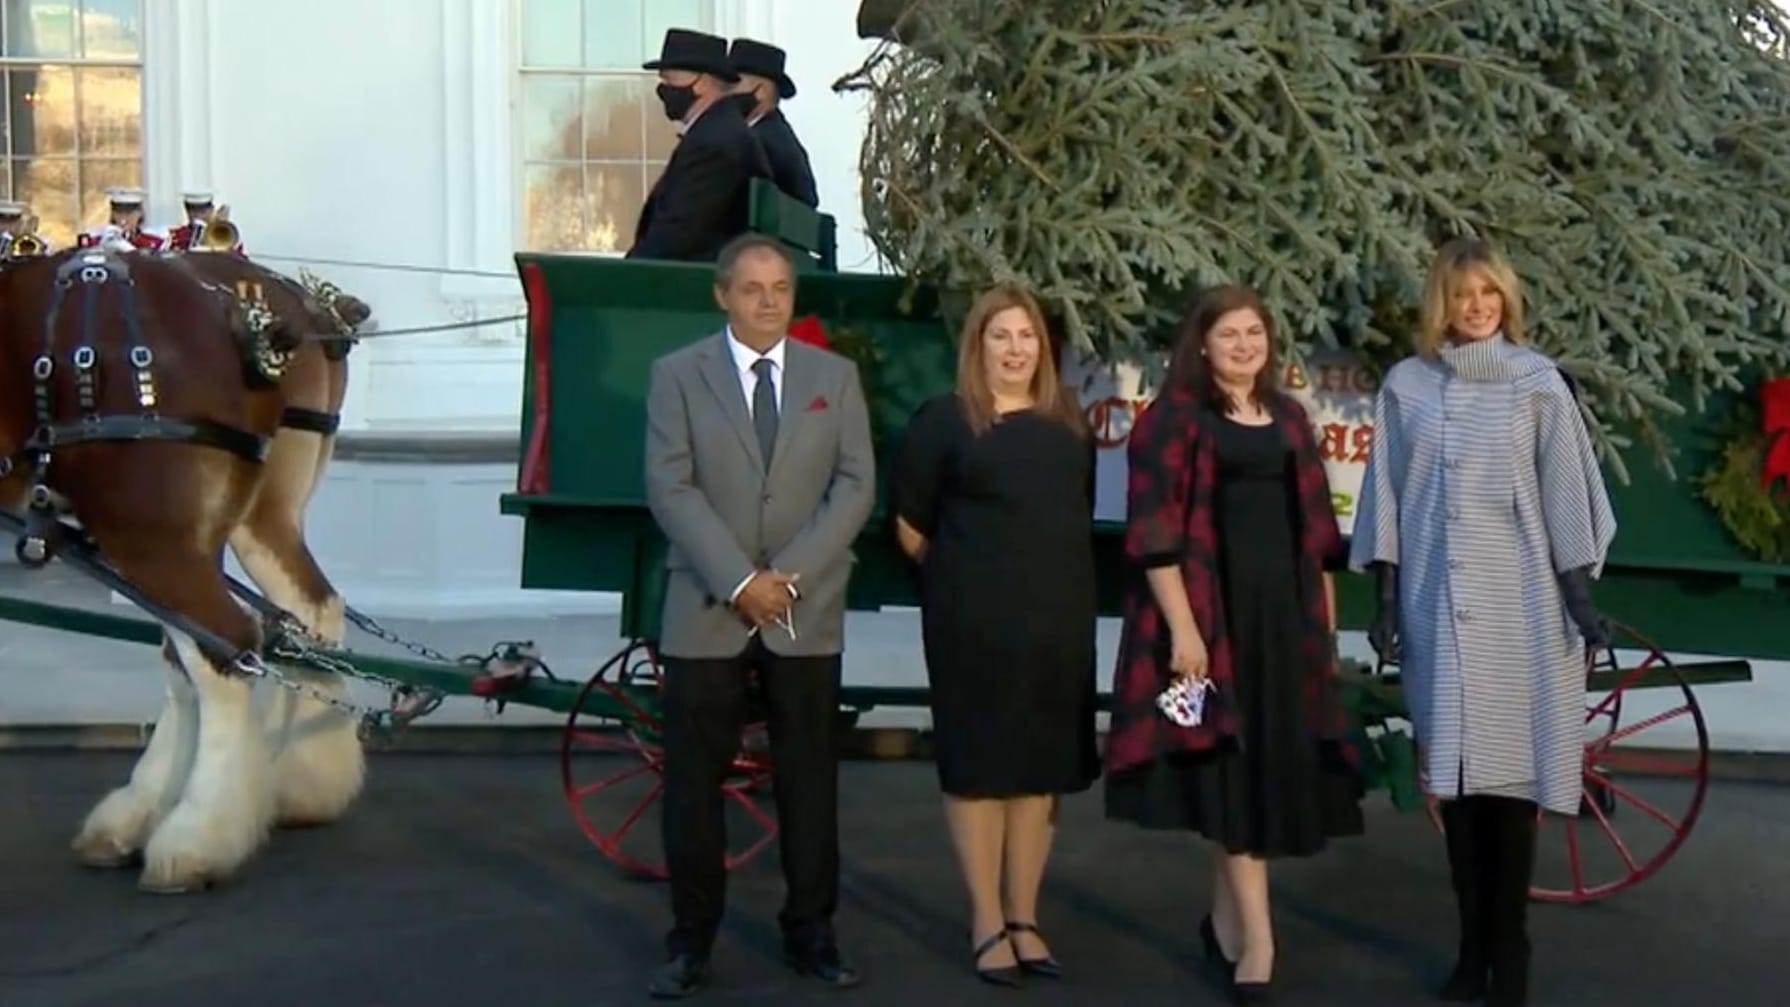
[954, 283, 1083, 435]
[1417, 237, 1528, 356]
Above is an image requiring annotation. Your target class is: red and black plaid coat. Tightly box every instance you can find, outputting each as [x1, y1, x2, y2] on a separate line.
[1105, 388, 1352, 777]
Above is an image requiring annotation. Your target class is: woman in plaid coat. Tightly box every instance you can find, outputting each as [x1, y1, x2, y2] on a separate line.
[1104, 285, 1363, 1002]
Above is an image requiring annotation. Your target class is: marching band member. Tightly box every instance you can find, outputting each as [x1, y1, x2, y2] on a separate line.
[76, 187, 165, 253]
[168, 190, 244, 253]
[0, 201, 26, 256]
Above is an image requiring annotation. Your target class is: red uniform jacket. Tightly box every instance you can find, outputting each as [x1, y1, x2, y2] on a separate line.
[76, 228, 164, 252]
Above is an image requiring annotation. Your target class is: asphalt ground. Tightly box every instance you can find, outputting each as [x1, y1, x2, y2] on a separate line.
[0, 750, 1782, 1007]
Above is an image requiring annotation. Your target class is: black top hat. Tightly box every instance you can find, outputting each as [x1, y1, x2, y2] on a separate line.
[727, 38, 797, 99]
[643, 28, 739, 82]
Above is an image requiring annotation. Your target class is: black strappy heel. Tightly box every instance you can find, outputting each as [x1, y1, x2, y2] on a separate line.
[971, 927, 1022, 988]
[1005, 921, 1062, 979]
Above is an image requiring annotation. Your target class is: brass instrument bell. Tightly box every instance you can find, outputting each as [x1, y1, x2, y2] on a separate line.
[193, 203, 240, 252]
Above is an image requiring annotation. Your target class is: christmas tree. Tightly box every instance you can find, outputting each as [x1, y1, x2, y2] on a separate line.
[839, 0, 1790, 468]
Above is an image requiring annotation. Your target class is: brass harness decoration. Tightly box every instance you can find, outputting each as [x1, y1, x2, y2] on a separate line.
[233, 278, 291, 386]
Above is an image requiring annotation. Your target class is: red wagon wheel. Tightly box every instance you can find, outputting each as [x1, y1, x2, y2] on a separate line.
[559, 639, 777, 880]
[1535, 621, 1711, 903]
[1425, 621, 1711, 903]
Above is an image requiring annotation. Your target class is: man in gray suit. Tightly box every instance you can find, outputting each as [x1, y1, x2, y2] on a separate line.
[642, 233, 874, 998]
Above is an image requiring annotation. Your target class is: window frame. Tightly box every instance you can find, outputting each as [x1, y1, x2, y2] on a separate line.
[511, 0, 722, 256]
[0, 0, 146, 242]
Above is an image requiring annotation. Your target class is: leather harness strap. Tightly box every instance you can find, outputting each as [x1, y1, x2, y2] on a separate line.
[8, 250, 274, 567]
[279, 407, 341, 436]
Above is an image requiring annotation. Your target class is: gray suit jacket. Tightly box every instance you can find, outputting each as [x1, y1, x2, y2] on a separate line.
[644, 330, 876, 659]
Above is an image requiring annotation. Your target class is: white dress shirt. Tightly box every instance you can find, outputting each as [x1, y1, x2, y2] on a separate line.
[725, 325, 785, 417]
[724, 326, 787, 604]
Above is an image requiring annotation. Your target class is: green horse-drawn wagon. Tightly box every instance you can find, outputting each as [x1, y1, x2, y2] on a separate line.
[492, 182, 1783, 904]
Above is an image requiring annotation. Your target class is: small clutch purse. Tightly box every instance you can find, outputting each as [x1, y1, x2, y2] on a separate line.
[1156, 675, 1216, 728]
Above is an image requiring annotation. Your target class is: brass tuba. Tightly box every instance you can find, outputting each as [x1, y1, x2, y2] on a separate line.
[192, 203, 240, 252]
[9, 214, 48, 258]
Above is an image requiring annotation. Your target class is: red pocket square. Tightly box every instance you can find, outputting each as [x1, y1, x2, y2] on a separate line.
[806, 395, 829, 412]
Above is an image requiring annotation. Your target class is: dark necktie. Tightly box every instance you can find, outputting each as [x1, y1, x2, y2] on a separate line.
[751, 358, 778, 469]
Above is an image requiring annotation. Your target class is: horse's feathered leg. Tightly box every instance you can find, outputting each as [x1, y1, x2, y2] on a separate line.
[71, 637, 199, 867]
[234, 424, 363, 828]
[89, 551, 277, 893]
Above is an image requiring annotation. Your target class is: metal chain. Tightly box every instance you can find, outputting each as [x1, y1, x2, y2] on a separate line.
[237, 612, 447, 740]
[342, 605, 458, 665]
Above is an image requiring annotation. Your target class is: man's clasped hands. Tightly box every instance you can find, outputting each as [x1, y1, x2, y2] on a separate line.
[735, 568, 801, 640]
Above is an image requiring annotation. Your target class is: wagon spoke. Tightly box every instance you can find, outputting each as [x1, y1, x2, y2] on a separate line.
[1562, 819, 1588, 898]
[572, 759, 657, 800]
[610, 780, 665, 843]
[1584, 651, 1660, 720]
[1585, 769, 1680, 831]
[1590, 749, 1702, 777]
[1584, 788, 1641, 874]
[569, 729, 625, 750]
[1590, 705, 1693, 750]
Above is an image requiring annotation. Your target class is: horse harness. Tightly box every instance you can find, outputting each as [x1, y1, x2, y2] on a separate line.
[5, 251, 287, 567]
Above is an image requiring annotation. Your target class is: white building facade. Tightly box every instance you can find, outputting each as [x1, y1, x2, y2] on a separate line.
[0, 0, 879, 614]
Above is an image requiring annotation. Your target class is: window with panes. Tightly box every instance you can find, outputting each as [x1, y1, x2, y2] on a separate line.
[0, 0, 143, 249]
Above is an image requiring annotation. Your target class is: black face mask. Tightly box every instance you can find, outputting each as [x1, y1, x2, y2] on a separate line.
[656, 82, 697, 121]
[729, 92, 758, 117]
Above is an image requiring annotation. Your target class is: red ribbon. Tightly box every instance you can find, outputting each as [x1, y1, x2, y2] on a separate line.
[788, 314, 831, 349]
[1762, 377, 1790, 493]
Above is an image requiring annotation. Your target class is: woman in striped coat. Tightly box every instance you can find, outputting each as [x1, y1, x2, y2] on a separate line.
[1349, 238, 1617, 1007]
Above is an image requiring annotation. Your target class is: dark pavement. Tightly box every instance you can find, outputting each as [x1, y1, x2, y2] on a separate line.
[1, 751, 1782, 1007]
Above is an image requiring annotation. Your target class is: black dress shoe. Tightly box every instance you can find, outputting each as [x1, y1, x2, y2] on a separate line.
[784, 941, 863, 988]
[1005, 921, 1062, 979]
[646, 953, 710, 999]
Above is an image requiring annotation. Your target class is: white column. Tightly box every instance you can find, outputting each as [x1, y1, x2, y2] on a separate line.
[438, 0, 526, 343]
[141, 0, 215, 222]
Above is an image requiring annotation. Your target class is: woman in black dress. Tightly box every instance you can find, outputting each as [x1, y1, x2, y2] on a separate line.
[1105, 285, 1363, 1002]
[892, 284, 1099, 987]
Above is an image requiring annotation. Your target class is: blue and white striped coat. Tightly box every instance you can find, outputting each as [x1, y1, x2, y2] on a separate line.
[1349, 335, 1616, 815]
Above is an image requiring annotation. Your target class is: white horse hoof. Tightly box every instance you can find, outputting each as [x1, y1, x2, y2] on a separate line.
[73, 839, 142, 870]
[138, 801, 266, 894]
[72, 787, 159, 868]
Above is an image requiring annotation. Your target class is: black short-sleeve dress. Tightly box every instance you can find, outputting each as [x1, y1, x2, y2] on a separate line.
[892, 393, 1101, 798]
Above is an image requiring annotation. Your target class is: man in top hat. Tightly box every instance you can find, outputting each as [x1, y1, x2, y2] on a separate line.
[168, 190, 243, 254]
[76, 187, 164, 252]
[627, 28, 772, 263]
[727, 38, 818, 209]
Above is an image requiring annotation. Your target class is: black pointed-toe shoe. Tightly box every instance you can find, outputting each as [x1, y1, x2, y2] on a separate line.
[1005, 921, 1062, 979]
[646, 953, 710, 1000]
[970, 928, 1023, 988]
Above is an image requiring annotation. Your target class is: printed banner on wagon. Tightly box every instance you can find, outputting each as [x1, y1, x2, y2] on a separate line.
[1064, 348, 1379, 536]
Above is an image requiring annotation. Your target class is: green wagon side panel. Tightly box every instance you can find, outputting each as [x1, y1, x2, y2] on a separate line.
[503, 256, 1790, 661]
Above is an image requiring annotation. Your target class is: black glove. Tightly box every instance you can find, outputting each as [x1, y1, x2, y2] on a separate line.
[1557, 565, 1612, 649]
[1367, 561, 1401, 664]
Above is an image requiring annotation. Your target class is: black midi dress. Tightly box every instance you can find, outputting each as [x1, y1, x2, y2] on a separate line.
[1105, 416, 1363, 857]
[893, 394, 1101, 799]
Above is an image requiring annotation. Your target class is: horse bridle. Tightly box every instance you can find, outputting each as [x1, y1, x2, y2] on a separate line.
[5, 251, 274, 567]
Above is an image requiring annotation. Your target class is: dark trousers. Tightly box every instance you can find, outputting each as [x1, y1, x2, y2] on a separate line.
[1438, 794, 1538, 1004]
[660, 637, 842, 959]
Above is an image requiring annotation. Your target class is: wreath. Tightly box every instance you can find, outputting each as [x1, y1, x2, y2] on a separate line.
[1697, 377, 1790, 563]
